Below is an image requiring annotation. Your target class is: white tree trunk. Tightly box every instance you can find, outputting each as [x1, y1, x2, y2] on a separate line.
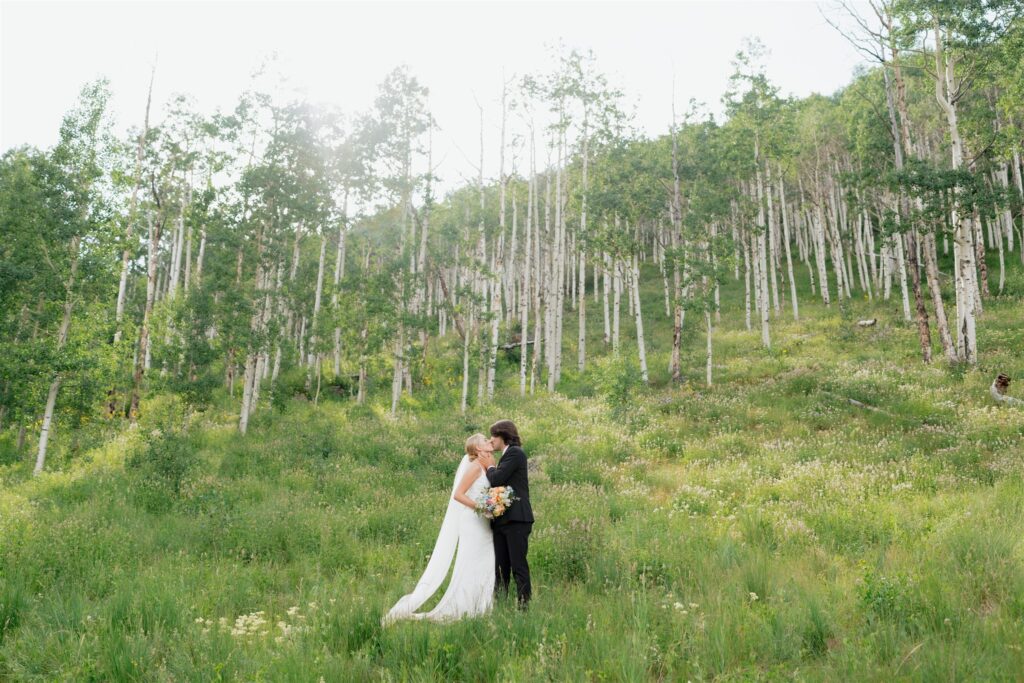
[705, 309, 713, 387]
[893, 232, 911, 321]
[630, 254, 649, 383]
[34, 237, 80, 475]
[934, 26, 978, 362]
[195, 224, 207, 286]
[758, 227, 771, 348]
[35, 376, 63, 476]
[743, 231, 752, 331]
[813, 201, 832, 305]
[577, 118, 589, 373]
[332, 194, 348, 378]
[923, 232, 957, 362]
[1011, 148, 1023, 254]
[602, 251, 611, 344]
[760, 157, 781, 314]
[114, 65, 155, 343]
[461, 312, 472, 413]
[239, 228, 271, 433]
[520, 181, 532, 395]
[778, 167, 799, 321]
[612, 255, 622, 356]
[309, 232, 327, 366]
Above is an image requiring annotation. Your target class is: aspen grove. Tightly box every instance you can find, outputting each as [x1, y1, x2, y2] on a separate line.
[9, 24, 1024, 475]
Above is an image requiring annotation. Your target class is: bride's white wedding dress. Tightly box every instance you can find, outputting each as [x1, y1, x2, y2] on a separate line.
[383, 455, 495, 623]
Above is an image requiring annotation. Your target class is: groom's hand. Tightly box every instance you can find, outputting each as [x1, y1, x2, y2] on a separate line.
[478, 452, 496, 470]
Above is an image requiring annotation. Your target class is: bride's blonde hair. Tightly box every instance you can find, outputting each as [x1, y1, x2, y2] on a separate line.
[465, 433, 488, 461]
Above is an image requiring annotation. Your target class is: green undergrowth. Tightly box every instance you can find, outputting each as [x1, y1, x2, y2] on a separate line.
[2, 258, 1024, 680]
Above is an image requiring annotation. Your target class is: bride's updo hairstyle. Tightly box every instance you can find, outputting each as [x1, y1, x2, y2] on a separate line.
[465, 433, 488, 461]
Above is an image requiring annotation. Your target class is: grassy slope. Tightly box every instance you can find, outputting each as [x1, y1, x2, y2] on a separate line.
[2, 252, 1024, 681]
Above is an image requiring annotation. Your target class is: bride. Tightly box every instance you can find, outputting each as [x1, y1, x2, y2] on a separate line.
[383, 434, 495, 624]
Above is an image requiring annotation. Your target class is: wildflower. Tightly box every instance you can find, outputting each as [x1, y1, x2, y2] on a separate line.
[749, 592, 759, 602]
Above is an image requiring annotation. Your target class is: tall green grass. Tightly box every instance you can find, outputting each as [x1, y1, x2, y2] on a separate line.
[2, 254, 1024, 680]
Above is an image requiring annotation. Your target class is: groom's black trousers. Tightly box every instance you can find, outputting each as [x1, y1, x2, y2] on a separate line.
[493, 522, 532, 605]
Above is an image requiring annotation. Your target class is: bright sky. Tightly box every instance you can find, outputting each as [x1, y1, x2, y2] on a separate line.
[1, 0, 870, 193]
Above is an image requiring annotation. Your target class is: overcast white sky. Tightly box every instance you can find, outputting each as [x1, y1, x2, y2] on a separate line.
[1, 0, 870, 192]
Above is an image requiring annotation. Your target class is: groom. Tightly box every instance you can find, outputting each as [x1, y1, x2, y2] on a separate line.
[477, 420, 534, 607]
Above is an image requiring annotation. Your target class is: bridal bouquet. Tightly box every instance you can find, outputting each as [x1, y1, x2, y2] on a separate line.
[475, 486, 518, 519]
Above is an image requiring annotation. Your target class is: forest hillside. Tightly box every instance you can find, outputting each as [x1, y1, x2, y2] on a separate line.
[3, 2, 1024, 679]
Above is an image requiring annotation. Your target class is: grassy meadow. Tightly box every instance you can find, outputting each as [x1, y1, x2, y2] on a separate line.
[2, 256, 1024, 681]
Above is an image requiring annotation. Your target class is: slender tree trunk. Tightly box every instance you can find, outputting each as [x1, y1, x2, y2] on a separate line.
[813, 199, 832, 306]
[332, 191, 348, 378]
[1011, 148, 1024, 254]
[630, 252, 649, 383]
[391, 326, 405, 414]
[705, 309, 713, 387]
[549, 126, 567, 389]
[114, 64, 155, 343]
[34, 236, 81, 475]
[882, 52, 929, 354]
[577, 117, 589, 373]
[778, 166, 799, 320]
[520, 181, 532, 395]
[760, 156, 781, 315]
[461, 308, 472, 413]
[744, 231, 752, 331]
[357, 324, 368, 405]
[855, 209, 873, 299]
[753, 178, 771, 348]
[670, 112, 685, 378]
[992, 192, 1006, 294]
[239, 222, 270, 434]
[602, 251, 611, 345]
[973, 211, 989, 299]
[933, 22, 978, 363]
[902, 229, 932, 361]
[129, 212, 162, 420]
[612, 254, 622, 355]
[922, 232, 957, 362]
[486, 250, 502, 400]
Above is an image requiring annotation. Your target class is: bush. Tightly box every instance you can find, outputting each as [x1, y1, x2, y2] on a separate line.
[159, 370, 219, 413]
[126, 428, 198, 513]
[857, 565, 921, 632]
[592, 355, 642, 419]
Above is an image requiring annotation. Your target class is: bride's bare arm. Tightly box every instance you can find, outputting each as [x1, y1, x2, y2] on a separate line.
[452, 466, 483, 510]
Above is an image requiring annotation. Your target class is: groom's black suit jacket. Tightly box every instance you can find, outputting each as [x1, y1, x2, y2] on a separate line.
[485, 445, 534, 527]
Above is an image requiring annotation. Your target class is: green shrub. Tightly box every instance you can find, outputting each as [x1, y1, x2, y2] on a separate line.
[126, 428, 198, 513]
[857, 565, 920, 632]
[592, 355, 642, 418]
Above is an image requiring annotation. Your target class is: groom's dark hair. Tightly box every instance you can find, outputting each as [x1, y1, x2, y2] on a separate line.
[489, 420, 521, 447]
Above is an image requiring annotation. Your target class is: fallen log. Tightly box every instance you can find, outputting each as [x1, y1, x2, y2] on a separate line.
[857, 319, 877, 327]
[499, 339, 535, 351]
[820, 390, 900, 420]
